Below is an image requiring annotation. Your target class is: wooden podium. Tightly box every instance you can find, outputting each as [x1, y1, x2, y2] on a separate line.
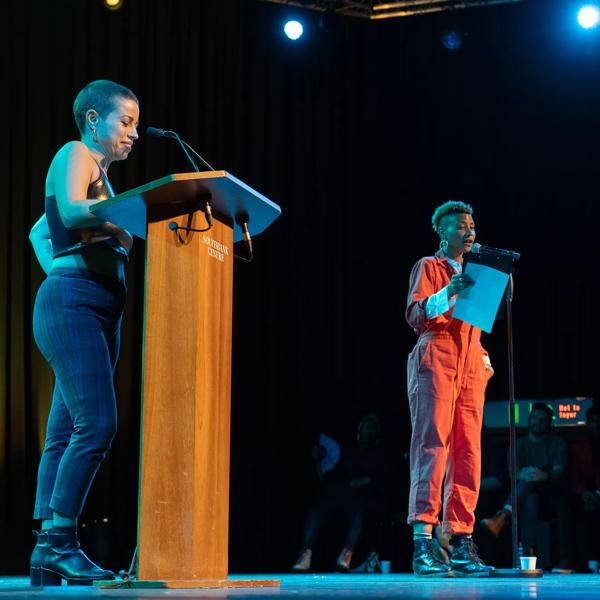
[91, 172, 281, 588]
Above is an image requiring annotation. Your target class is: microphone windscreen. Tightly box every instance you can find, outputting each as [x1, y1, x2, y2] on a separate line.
[146, 126, 168, 137]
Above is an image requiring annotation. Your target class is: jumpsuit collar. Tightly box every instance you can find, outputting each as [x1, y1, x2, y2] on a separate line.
[434, 249, 463, 274]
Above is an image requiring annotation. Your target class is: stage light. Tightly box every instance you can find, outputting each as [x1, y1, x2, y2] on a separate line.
[104, 0, 124, 9]
[578, 4, 600, 29]
[284, 20, 304, 40]
[442, 31, 463, 51]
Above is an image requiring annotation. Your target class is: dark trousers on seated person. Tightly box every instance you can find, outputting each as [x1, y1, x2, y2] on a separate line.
[33, 269, 126, 519]
[514, 481, 570, 564]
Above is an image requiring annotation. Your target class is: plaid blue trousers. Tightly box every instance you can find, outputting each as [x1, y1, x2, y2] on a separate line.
[32, 268, 126, 519]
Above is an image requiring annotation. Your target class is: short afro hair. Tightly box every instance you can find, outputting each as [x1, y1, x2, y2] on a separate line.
[73, 80, 138, 136]
[431, 200, 473, 235]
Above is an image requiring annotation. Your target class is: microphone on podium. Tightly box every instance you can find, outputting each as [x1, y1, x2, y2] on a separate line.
[235, 212, 253, 263]
[146, 126, 173, 138]
[147, 125, 215, 229]
[146, 126, 215, 172]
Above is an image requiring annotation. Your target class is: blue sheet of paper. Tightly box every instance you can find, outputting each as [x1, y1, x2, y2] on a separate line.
[452, 263, 509, 333]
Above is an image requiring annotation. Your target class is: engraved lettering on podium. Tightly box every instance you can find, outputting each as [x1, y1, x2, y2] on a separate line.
[203, 235, 230, 263]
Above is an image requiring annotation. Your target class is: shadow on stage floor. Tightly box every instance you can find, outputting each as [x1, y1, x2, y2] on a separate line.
[2, 573, 600, 599]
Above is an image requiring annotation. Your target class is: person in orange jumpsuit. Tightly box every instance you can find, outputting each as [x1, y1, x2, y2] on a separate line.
[406, 200, 494, 577]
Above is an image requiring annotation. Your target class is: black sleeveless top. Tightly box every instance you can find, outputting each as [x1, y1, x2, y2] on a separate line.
[45, 164, 129, 260]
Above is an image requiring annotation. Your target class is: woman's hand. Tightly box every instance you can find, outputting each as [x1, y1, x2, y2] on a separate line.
[447, 273, 474, 297]
[518, 466, 547, 483]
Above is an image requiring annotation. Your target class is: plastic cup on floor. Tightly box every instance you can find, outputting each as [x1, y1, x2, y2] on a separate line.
[520, 556, 537, 571]
[589, 560, 599, 574]
[381, 560, 391, 574]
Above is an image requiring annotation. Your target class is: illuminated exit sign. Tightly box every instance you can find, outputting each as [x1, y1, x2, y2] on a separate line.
[484, 397, 593, 429]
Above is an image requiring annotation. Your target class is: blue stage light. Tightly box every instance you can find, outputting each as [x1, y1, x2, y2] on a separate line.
[284, 20, 304, 41]
[578, 4, 600, 29]
[442, 31, 463, 51]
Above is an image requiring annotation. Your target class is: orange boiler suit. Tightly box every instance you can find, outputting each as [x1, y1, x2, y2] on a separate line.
[406, 250, 493, 535]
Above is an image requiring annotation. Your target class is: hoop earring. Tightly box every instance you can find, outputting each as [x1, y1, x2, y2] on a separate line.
[439, 239, 448, 252]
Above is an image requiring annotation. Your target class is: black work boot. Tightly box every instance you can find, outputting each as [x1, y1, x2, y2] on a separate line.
[30, 528, 115, 586]
[412, 538, 454, 577]
[449, 535, 493, 577]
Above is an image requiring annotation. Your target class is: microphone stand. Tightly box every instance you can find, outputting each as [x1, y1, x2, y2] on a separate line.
[490, 265, 542, 579]
[506, 274, 520, 570]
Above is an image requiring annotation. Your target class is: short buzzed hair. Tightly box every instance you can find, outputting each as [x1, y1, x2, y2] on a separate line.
[73, 79, 138, 136]
[531, 402, 554, 419]
[431, 200, 473, 235]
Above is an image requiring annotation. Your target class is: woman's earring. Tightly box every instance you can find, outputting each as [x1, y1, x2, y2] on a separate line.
[439, 239, 448, 252]
[91, 126, 97, 143]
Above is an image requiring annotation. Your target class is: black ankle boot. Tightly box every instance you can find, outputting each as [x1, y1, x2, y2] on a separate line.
[30, 527, 115, 586]
[449, 535, 493, 577]
[412, 538, 454, 577]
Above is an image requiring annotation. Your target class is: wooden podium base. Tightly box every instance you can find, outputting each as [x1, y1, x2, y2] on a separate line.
[95, 577, 280, 589]
[489, 568, 544, 578]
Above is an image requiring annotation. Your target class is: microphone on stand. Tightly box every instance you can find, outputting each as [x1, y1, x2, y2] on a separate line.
[472, 242, 521, 261]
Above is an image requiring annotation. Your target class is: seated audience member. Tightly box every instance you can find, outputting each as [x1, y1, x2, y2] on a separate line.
[569, 406, 600, 570]
[292, 414, 387, 572]
[481, 402, 572, 572]
[473, 426, 509, 565]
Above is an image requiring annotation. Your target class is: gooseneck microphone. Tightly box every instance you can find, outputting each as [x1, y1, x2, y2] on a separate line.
[146, 126, 215, 172]
[235, 212, 253, 263]
[147, 126, 215, 230]
[149, 126, 254, 261]
[472, 242, 520, 261]
[146, 126, 171, 138]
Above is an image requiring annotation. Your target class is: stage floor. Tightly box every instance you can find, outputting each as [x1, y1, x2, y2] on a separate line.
[2, 573, 600, 599]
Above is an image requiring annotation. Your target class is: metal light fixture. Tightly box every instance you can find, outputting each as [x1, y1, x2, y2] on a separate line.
[104, 0, 124, 10]
[261, 0, 522, 19]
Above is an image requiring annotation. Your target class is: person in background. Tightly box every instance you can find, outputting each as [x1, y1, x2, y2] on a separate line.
[292, 414, 386, 573]
[481, 402, 572, 572]
[569, 406, 600, 571]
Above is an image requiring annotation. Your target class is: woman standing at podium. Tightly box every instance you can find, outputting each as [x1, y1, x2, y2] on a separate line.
[406, 200, 494, 577]
[28, 80, 139, 586]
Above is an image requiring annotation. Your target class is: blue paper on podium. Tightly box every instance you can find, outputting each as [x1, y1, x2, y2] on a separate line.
[452, 262, 510, 333]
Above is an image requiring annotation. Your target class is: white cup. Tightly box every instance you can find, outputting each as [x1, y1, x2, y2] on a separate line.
[520, 556, 537, 571]
[381, 560, 391, 574]
[589, 560, 599, 574]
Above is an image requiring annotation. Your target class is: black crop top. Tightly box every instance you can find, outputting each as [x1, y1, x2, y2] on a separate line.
[45, 164, 129, 260]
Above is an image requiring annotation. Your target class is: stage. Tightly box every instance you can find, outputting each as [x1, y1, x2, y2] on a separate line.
[1, 573, 600, 599]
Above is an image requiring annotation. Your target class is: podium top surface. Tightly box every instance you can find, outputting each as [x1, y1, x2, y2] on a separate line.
[91, 171, 281, 242]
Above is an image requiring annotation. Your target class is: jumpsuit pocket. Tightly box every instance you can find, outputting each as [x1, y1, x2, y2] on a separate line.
[481, 347, 494, 381]
[407, 341, 432, 398]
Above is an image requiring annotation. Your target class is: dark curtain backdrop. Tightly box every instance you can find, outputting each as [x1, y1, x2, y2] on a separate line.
[2, 0, 600, 573]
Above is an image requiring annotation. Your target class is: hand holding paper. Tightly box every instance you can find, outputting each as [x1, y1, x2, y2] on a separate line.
[452, 261, 510, 333]
[448, 272, 475, 297]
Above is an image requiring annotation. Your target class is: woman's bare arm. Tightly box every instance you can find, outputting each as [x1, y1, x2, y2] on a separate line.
[51, 141, 105, 229]
[29, 214, 54, 274]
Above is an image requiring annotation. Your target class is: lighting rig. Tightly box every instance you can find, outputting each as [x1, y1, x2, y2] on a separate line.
[262, 0, 521, 19]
